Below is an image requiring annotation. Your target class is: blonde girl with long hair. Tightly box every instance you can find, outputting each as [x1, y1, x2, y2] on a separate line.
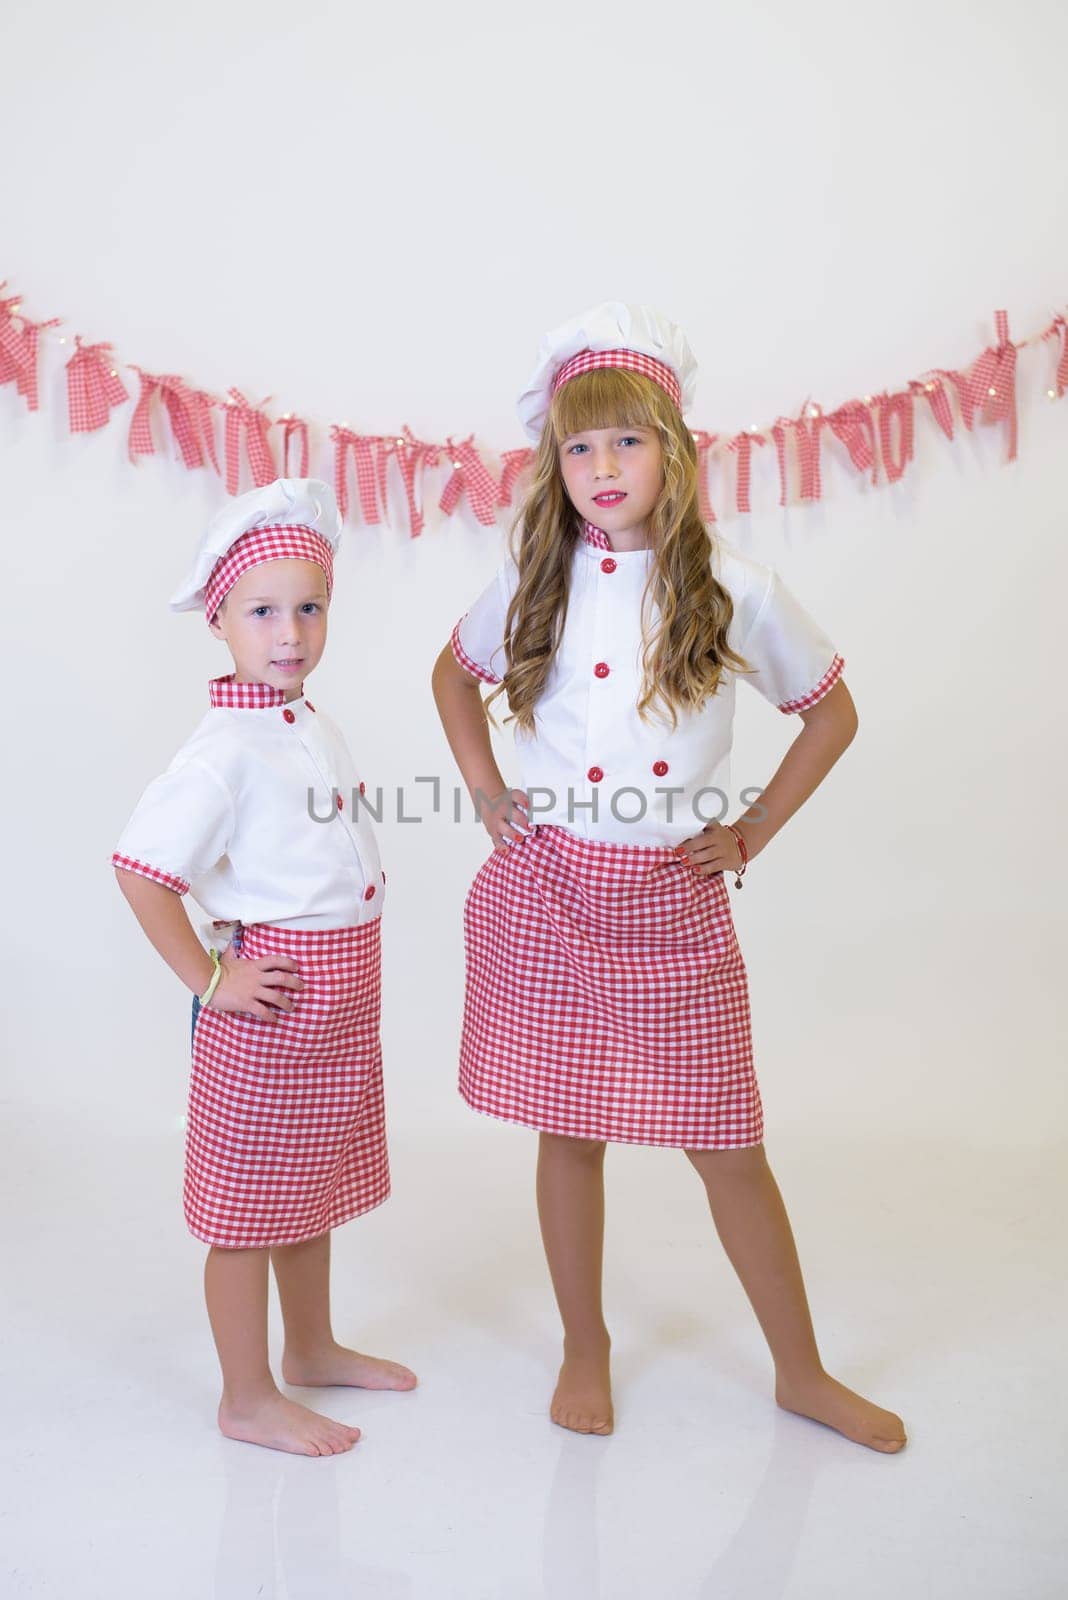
[432, 304, 906, 1454]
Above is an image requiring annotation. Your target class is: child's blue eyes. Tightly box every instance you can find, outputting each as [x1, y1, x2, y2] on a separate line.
[250, 604, 321, 618]
[567, 437, 640, 455]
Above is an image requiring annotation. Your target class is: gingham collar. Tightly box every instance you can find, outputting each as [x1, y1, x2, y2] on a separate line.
[583, 522, 613, 550]
[209, 673, 305, 710]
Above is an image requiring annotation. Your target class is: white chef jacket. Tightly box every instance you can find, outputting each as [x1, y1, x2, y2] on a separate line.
[450, 524, 845, 847]
[112, 675, 385, 940]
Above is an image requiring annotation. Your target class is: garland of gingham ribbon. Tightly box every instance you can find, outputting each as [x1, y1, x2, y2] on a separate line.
[1, 277, 1065, 538]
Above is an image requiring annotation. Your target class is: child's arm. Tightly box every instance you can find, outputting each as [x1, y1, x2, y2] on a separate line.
[430, 645, 532, 848]
[114, 868, 302, 1021]
[731, 677, 858, 859]
[679, 678, 858, 874]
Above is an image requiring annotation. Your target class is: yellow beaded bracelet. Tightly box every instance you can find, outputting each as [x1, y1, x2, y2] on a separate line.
[199, 947, 223, 1007]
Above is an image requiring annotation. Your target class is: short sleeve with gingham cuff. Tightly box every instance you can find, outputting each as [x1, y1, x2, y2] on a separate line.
[111, 757, 235, 896]
[737, 568, 844, 714]
[449, 560, 518, 686]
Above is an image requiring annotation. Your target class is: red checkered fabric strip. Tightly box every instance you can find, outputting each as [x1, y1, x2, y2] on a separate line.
[111, 851, 190, 896]
[332, 427, 383, 524]
[583, 520, 612, 549]
[393, 433, 432, 538]
[128, 369, 208, 469]
[727, 431, 767, 514]
[1047, 314, 1068, 397]
[969, 309, 1019, 461]
[279, 415, 310, 477]
[778, 652, 845, 714]
[770, 415, 823, 506]
[204, 525, 334, 621]
[224, 389, 277, 495]
[185, 919, 389, 1247]
[691, 430, 719, 521]
[66, 338, 129, 433]
[498, 448, 535, 507]
[552, 347, 682, 411]
[825, 402, 878, 483]
[909, 377, 955, 441]
[356, 435, 383, 523]
[450, 617, 501, 684]
[439, 438, 500, 527]
[208, 673, 289, 708]
[0, 297, 58, 411]
[460, 825, 762, 1148]
[875, 393, 915, 484]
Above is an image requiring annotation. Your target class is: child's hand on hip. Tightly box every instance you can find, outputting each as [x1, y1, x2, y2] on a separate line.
[674, 820, 745, 878]
[481, 788, 533, 851]
[208, 946, 304, 1023]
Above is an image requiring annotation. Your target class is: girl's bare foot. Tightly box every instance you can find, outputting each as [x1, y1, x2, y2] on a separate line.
[281, 1341, 418, 1391]
[775, 1369, 907, 1453]
[551, 1346, 614, 1436]
[218, 1390, 361, 1456]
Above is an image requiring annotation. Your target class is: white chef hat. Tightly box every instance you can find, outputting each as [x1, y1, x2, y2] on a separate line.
[169, 478, 343, 622]
[515, 301, 699, 442]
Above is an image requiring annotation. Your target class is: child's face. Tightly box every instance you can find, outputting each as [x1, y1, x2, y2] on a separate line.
[208, 559, 329, 699]
[557, 424, 664, 545]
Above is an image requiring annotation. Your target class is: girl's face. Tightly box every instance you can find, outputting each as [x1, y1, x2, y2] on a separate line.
[208, 559, 329, 701]
[557, 424, 664, 548]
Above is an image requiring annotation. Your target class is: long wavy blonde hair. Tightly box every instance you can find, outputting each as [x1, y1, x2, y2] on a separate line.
[485, 366, 751, 734]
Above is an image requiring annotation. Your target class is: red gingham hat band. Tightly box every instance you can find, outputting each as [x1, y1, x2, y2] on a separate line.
[551, 348, 683, 411]
[205, 524, 334, 622]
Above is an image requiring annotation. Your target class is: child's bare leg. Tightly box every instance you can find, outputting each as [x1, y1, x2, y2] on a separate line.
[205, 1245, 361, 1456]
[536, 1132, 613, 1435]
[273, 1231, 417, 1392]
[686, 1144, 907, 1454]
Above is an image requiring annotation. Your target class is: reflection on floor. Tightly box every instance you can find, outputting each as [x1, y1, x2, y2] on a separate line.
[4, 1106, 1062, 1599]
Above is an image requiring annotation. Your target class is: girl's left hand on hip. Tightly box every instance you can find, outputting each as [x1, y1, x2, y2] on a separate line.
[674, 821, 744, 878]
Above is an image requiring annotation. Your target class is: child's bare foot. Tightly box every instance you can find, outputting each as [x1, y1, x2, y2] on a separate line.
[218, 1389, 361, 1456]
[775, 1369, 907, 1453]
[281, 1341, 418, 1392]
[550, 1345, 614, 1436]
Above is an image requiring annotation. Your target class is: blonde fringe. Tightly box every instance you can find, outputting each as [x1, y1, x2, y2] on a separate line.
[485, 367, 751, 735]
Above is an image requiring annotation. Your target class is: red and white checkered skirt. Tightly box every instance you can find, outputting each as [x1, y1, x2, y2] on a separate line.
[460, 825, 763, 1149]
[186, 920, 389, 1248]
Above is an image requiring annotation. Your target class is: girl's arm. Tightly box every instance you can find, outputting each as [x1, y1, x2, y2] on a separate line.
[113, 869, 303, 1020]
[430, 645, 532, 846]
[732, 678, 858, 860]
[680, 678, 859, 874]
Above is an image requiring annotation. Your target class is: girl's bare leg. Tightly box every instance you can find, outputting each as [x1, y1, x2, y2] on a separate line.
[272, 1230, 417, 1393]
[205, 1244, 361, 1456]
[536, 1132, 614, 1435]
[686, 1144, 907, 1454]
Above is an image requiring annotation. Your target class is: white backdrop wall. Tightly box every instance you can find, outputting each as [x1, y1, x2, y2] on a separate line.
[2, 0, 1065, 1170]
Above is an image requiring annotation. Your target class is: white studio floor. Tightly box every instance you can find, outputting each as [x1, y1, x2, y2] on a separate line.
[4, 1098, 1063, 1600]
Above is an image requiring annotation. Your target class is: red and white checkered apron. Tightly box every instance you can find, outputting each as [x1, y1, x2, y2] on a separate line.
[460, 825, 762, 1149]
[186, 920, 389, 1248]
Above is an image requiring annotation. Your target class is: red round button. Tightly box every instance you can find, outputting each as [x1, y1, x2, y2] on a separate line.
[363, 885, 376, 901]
[600, 557, 617, 574]
[336, 793, 344, 811]
[587, 766, 604, 783]
[359, 780, 366, 796]
[282, 708, 296, 724]
[652, 760, 669, 777]
[594, 661, 610, 678]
